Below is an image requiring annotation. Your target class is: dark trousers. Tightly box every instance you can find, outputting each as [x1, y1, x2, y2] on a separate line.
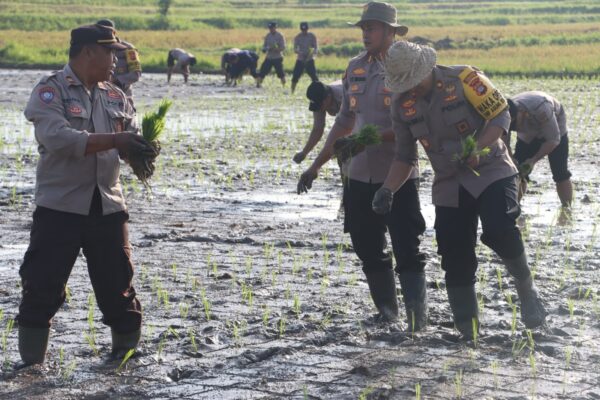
[435, 176, 524, 287]
[17, 194, 142, 334]
[514, 134, 571, 183]
[259, 57, 285, 79]
[343, 179, 426, 274]
[292, 59, 318, 83]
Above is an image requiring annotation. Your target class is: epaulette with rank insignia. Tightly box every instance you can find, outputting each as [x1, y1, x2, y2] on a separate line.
[458, 66, 507, 120]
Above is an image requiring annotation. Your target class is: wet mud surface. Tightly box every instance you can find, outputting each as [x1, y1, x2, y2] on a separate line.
[0, 70, 599, 399]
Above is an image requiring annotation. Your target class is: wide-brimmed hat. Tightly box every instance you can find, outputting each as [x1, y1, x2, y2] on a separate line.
[384, 41, 437, 93]
[348, 2, 408, 36]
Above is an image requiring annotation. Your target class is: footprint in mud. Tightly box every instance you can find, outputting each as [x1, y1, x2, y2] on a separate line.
[238, 346, 293, 365]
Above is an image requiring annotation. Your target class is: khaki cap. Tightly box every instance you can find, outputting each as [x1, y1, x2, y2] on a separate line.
[384, 41, 437, 93]
[349, 2, 408, 36]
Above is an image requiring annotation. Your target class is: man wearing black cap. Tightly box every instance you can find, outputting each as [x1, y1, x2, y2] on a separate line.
[257, 22, 286, 88]
[96, 19, 141, 101]
[293, 81, 343, 164]
[291, 22, 318, 94]
[17, 24, 155, 367]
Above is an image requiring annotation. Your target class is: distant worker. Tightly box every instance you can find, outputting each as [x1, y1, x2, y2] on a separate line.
[221, 48, 260, 87]
[293, 81, 342, 164]
[508, 91, 573, 207]
[167, 48, 197, 83]
[257, 22, 286, 88]
[96, 19, 141, 101]
[291, 22, 318, 94]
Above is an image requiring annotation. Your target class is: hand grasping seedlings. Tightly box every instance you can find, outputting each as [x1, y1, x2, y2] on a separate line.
[334, 124, 381, 163]
[128, 99, 173, 187]
[452, 134, 491, 176]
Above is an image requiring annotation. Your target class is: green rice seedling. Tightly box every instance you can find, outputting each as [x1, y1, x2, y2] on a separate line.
[65, 285, 72, 305]
[454, 369, 464, 399]
[529, 352, 537, 378]
[472, 318, 479, 348]
[496, 267, 503, 291]
[156, 336, 166, 361]
[116, 348, 136, 373]
[61, 360, 77, 381]
[303, 385, 308, 400]
[567, 298, 576, 319]
[188, 328, 198, 353]
[179, 302, 190, 319]
[0, 309, 4, 324]
[491, 360, 499, 388]
[58, 346, 65, 371]
[358, 385, 375, 400]
[201, 289, 211, 321]
[262, 306, 270, 328]
[86, 295, 99, 356]
[307, 267, 314, 283]
[348, 272, 358, 286]
[512, 337, 528, 360]
[284, 284, 291, 300]
[293, 294, 301, 316]
[191, 277, 199, 292]
[171, 263, 177, 281]
[452, 134, 491, 176]
[2, 318, 14, 366]
[140, 264, 148, 284]
[278, 316, 287, 338]
[415, 382, 421, 400]
[511, 304, 518, 335]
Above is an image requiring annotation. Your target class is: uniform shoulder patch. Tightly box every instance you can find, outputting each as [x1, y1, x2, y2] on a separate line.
[125, 49, 142, 72]
[38, 86, 56, 104]
[458, 66, 507, 120]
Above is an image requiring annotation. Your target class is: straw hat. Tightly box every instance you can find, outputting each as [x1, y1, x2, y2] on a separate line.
[348, 2, 408, 36]
[384, 41, 437, 93]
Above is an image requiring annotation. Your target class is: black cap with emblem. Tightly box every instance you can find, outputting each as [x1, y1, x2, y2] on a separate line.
[70, 24, 127, 50]
[306, 81, 329, 112]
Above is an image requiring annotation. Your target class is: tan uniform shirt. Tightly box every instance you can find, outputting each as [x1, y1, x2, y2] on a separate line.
[294, 32, 317, 62]
[24, 64, 137, 216]
[263, 32, 286, 60]
[335, 51, 418, 184]
[170, 48, 194, 66]
[113, 40, 141, 97]
[512, 91, 567, 145]
[393, 65, 516, 207]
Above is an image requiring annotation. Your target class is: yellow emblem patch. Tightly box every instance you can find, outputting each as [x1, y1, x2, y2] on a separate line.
[351, 84, 359, 92]
[352, 68, 366, 75]
[458, 66, 507, 120]
[402, 99, 416, 109]
[125, 49, 142, 72]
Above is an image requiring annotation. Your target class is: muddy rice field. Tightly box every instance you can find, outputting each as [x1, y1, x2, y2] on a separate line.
[0, 70, 599, 399]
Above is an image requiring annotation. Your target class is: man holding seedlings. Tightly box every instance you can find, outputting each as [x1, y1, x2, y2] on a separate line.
[257, 22, 286, 88]
[96, 19, 141, 102]
[291, 22, 318, 94]
[297, 2, 428, 330]
[167, 48, 197, 83]
[377, 41, 547, 338]
[221, 48, 260, 86]
[507, 92, 573, 207]
[17, 24, 155, 366]
[293, 81, 343, 164]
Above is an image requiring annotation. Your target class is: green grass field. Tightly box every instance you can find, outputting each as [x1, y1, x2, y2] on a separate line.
[1, 0, 599, 75]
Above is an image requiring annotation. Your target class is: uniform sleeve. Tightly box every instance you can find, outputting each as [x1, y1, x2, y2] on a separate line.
[294, 35, 300, 54]
[333, 69, 356, 130]
[279, 34, 286, 52]
[485, 106, 511, 133]
[262, 36, 268, 52]
[24, 80, 89, 159]
[124, 97, 139, 133]
[536, 103, 561, 145]
[391, 95, 418, 166]
[312, 33, 318, 55]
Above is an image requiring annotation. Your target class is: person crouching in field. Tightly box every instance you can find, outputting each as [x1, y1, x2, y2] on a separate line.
[167, 48, 197, 83]
[298, 2, 428, 331]
[257, 22, 286, 88]
[291, 22, 318, 94]
[16, 24, 155, 367]
[507, 92, 573, 208]
[377, 41, 547, 339]
[221, 48, 260, 87]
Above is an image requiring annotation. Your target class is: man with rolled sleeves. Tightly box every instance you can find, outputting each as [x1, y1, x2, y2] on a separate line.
[376, 41, 546, 338]
[257, 22, 286, 88]
[293, 81, 343, 164]
[291, 22, 318, 94]
[167, 48, 197, 83]
[96, 19, 141, 102]
[297, 2, 427, 330]
[508, 91, 573, 207]
[16, 24, 155, 366]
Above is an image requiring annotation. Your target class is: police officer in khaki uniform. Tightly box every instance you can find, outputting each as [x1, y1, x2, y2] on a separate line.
[298, 2, 427, 329]
[508, 91, 573, 207]
[257, 22, 286, 88]
[376, 41, 546, 338]
[293, 81, 343, 164]
[96, 19, 141, 101]
[17, 24, 155, 366]
[167, 48, 197, 83]
[291, 22, 318, 94]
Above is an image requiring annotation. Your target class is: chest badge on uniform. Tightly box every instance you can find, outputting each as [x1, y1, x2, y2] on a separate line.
[444, 95, 458, 102]
[402, 99, 416, 109]
[404, 108, 417, 117]
[39, 86, 56, 104]
[436, 80, 443, 90]
[384, 96, 391, 106]
[108, 90, 121, 99]
[445, 84, 456, 93]
[350, 96, 358, 108]
[352, 67, 366, 75]
[68, 105, 82, 114]
[419, 138, 431, 150]
[351, 84, 359, 92]
[65, 76, 75, 84]
[456, 120, 471, 134]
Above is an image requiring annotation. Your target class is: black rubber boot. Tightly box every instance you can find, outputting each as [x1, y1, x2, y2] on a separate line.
[364, 268, 399, 322]
[398, 271, 428, 332]
[503, 253, 547, 328]
[111, 328, 141, 358]
[18, 326, 49, 366]
[446, 285, 479, 339]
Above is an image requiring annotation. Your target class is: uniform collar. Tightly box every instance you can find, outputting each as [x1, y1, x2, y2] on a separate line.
[63, 64, 84, 87]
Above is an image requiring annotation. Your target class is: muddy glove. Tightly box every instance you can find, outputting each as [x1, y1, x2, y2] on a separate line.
[293, 151, 306, 164]
[297, 168, 318, 194]
[372, 187, 394, 215]
[115, 132, 156, 160]
[334, 137, 365, 163]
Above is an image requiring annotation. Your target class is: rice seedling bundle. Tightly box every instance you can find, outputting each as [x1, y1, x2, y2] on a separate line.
[452, 134, 491, 176]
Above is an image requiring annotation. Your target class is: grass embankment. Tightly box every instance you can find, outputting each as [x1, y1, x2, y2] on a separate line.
[0, 0, 600, 76]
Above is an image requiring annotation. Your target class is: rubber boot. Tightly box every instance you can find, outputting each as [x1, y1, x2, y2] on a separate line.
[291, 80, 297, 94]
[18, 326, 49, 366]
[503, 253, 547, 328]
[111, 328, 141, 358]
[446, 285, 479, 339]
[364, 268, 399, 322]
[398, 271, 428, 332]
